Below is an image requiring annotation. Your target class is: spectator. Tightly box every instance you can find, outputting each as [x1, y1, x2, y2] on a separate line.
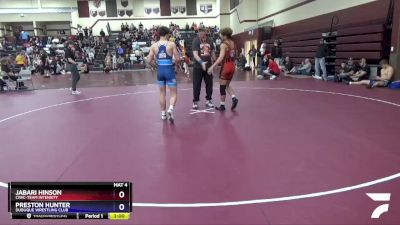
[20, 30, 29, 43]
[104, 53, 112, 71]
[314, 39, 329, 80]
[124, 55, 131, 70]
[336, 58, 357, 82]
[77, 26, 84, 41]
[288, 58, 312, 75]
[39, 50, 50, 77]
[350, 59, 394, 88]
[84, 27, 89, 37]
[248, 45, 257, 69]
[100, 29, 106, 42]
[258, 53, 269, 73]
[258, 55, 280, 80]
[0, 58, 26, 89]
[349, 58, 370, 82]
[117, 45, 124, 56]
[283, 56, 293, 73]
[270, 40, 282, 64]
[15, 51, 26, 68]
[117, 55, 125, 70]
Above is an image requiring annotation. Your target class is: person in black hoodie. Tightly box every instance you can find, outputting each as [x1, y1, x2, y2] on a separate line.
[270, 40, 282, 64]
[314, 39, 330, 80]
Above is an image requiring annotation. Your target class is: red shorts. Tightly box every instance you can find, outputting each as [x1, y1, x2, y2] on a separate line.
[220, 61, 235, 80]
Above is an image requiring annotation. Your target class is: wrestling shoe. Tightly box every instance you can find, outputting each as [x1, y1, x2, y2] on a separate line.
[167, 110, 174, 123]
[231, 97, 239, 111]
[161, 112, 167, 120]
[215, 105, 226, 111]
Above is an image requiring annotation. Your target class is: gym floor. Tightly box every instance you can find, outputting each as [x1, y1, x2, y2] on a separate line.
[0, 70, 399, 225]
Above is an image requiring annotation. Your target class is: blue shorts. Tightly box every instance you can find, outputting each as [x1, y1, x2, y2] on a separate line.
[157, 65, 177, 87]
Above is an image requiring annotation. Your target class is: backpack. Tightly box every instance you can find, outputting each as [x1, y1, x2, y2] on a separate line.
[388, 81, 400, 89]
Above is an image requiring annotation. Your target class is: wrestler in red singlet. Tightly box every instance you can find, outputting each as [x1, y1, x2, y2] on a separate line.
[207, 27, 239, 111]
[220, 41, 236, 81]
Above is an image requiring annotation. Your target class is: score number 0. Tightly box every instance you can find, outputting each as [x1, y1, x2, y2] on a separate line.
[118, 191, 126, 211]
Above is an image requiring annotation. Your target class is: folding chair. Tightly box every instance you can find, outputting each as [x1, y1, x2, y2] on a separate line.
[17, 69, 34, 91]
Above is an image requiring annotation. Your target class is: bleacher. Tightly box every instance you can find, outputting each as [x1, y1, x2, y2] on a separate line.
[267, 21, 387, 75]
[335, 24, 384, 64]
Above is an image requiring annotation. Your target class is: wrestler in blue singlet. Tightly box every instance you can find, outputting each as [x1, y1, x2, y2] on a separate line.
[156, 42, 177, 87]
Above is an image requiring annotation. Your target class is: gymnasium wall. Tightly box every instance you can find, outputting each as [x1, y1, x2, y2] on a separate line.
[257, 0, 377, 29]
[74, 0, 219, 35]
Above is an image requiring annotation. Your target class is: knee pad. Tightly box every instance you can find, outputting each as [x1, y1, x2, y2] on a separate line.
[220, 85, 227, 96]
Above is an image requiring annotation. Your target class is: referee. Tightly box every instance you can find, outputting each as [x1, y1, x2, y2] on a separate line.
[65, 42, 81, 95]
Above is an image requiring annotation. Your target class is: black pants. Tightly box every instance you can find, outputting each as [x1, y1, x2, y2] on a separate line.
[193, 67, 213, 102]
[69, 64, 80, 91]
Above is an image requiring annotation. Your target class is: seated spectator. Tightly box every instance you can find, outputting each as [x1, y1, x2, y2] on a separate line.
[15, 51, 26, 68]
[258, 56, 280, 80]
[0, 58, 26, 89]
[80, 63, 90, 74]
[124, 55, 131, 70]
[337, 58, 357, 82]
[258, 53, 269, 72]
[288, 58, 312, 75]
[282, 56, 293, 73]
[350, 59, 394, 88]
[349, 58, 369, 82]
[117, 55, 125, 70]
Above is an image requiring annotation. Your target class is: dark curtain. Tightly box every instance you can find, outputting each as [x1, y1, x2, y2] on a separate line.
[78, 1, 90, 18]
[186, 0, 197, 16]
[161, 0, 171, 16]
[106, 0, 118, 17]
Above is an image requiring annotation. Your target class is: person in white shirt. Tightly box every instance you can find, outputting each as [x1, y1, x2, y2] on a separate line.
[112, 53, 117, 70]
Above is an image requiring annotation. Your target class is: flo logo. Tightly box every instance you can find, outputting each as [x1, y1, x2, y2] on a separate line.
[366, 193, 391, 219]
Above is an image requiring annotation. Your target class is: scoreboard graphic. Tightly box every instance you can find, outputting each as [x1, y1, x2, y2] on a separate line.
[8, 182, 132, 220]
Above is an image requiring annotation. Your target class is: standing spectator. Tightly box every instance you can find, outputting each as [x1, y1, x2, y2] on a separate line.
[89, 27, 93, 37]
[104, 53, 112, 71]
[40, 50, 50, 77]
[65, 42, 81, 95]
[20, 30, 29, 43]
[77, 26, 84, 41]
[270, 40, 282, 64]
[112, 53, 117, 70]
[84, 27, 89, 38]
[100, 29, 106, 42]
[248, 45, 257, 69]
[314, 39, 329, 80]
